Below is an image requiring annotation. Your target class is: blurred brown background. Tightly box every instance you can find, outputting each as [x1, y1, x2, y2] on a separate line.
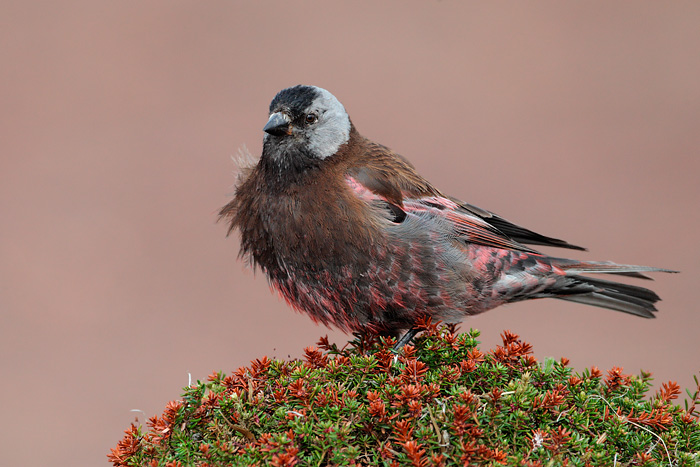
[2, 1, 699, 465]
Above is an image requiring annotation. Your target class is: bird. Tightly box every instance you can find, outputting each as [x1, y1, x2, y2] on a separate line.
[219, 84, 674, 348]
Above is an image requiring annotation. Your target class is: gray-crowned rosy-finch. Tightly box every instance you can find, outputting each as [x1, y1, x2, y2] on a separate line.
[220, 85, 674, 347]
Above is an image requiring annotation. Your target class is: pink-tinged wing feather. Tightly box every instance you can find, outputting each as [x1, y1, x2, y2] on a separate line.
[346, 175, 537, 253]
[408, 196, 540, 253]
[345, 150, 584, 251]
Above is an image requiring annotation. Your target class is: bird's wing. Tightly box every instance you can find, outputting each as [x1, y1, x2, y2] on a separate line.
[345, 173, 539, 253]
[345, 149, 585, 252]
[452, 199, 586, 251]
[415, 195, 547, 252]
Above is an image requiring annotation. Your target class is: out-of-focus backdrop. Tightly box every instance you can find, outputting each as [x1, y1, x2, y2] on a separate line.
[2, 2, 699, 465]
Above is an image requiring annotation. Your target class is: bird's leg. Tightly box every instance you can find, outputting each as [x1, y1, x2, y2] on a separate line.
[393, 327, 420, 351]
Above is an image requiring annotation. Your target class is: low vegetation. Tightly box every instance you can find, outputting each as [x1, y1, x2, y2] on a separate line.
[110, 321, 700, 466]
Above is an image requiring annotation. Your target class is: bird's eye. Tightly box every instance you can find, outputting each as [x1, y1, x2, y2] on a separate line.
[305, 113, 318, 125]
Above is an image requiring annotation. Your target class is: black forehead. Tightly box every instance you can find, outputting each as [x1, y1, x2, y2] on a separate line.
[269, 85, 319, 115]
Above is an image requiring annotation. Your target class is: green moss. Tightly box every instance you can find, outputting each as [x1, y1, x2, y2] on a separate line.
[110, 323, 700, 466]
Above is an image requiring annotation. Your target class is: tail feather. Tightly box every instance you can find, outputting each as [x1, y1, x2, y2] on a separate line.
[546, 260, 677, 318]
[553, 259, 677, 277]
[556, 291, 656, 318]
[578, 276, 662, 303]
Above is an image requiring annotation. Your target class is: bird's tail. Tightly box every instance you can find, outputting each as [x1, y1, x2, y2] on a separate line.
[547, 260, 677, 318]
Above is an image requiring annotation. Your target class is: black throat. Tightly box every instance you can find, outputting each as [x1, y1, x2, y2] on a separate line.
[259, 138, 325, 190]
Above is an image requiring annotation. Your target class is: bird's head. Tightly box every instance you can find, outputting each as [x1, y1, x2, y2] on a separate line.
[262, 85, 351, 170]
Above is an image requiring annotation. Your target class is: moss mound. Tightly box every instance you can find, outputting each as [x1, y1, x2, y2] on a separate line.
[110, 323, 700, 466]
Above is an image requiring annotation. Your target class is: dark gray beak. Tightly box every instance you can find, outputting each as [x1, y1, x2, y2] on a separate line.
[263, 112, 292, 136]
